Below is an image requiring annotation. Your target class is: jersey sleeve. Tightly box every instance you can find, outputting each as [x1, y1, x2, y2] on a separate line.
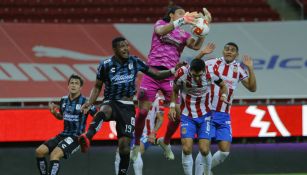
[239, 64, 249, 81]
[59, 97, 64, 115]
[96, 62, 105, 81]
[136, 57, 150, 73]
[154, 20, 167, 31]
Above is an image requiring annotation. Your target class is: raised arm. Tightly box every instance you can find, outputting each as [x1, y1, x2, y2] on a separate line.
[194, 42, 215, 59]
[241, 55, 257, 92]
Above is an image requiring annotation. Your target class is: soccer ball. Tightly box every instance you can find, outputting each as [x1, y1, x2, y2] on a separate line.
[191, 18, 210, 36]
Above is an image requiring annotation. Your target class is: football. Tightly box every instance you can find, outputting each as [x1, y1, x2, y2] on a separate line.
[191, 18, 210, 36]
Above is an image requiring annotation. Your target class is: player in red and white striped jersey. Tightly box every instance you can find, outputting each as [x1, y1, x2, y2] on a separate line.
[169, 59, 229, 175]
[196, 42, 257, 174]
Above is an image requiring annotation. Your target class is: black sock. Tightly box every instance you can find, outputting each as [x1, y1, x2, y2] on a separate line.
[118, 152, 130, 175]
[86, 112, 105, 139]
[49, 160, 60, 175]
[36, 157, 48, 175]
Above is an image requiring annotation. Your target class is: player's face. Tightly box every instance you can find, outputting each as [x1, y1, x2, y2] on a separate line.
[223, 45, 238, 63]
[114, 40, 130, 60]
[190, 70, 204, 82]
[68, 78, 82, 94]
[170, 9, 185, 21]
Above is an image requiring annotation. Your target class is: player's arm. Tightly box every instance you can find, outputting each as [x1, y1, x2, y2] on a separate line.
[49, 102, 63, 120]
[155, 12, 198, 36]
[145, 68, 174, 80]
[81, 79, 103, 114]
[186, 36, 205, 50]
[214, 79, 230, 104]
[194, 42, 215, 59]
[169, 83, 180, 121]
[241, 55, 257, 92]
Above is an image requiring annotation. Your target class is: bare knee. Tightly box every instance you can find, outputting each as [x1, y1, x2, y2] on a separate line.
[50, 147, 64, 160]
[35, 145, 49, 157]
[118, 137, 131, 154]
[199, 146, 210, 156]
[182, 144, 193, 155]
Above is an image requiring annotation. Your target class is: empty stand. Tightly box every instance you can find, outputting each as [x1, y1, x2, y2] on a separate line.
[0, 0, 280, 23]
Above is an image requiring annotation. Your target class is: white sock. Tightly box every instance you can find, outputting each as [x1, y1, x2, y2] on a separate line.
[203, 152, 212, 175]
[133, 152, 143, 175]
[181, 151, 193, 175]
[114, 151, 120, 175]
[195, 152, 204, 175]
[211, 151, 229, 169]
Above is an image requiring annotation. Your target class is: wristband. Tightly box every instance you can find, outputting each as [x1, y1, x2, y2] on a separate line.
[170, 68, 176, 74]
[170, 102, 176, 108]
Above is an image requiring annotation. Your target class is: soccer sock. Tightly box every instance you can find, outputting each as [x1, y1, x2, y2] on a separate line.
[115, 151, 120, 175]
[86, 112, 105, 139]
[203, 152, 212, 175]
[164, 120, 180, 144]
[181, 151, 193, 175]
[133, 152, 143, 175]
[36, 157, 48, 175]
[49, 160, 60, 175]
[211, 151, 229, 169]
[118, 152, 130, 175]
[134, 109, 148, 145]
[194, 152, 204, 175]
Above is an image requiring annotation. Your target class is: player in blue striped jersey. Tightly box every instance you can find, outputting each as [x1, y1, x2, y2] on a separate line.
[79, 36, 183, 175]
[35, 74, 96, 175]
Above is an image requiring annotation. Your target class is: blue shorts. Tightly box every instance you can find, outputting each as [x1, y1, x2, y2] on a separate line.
[130, 135, 151, 150]
[180, 113, 211, 140]
[210, 111, 232, 142]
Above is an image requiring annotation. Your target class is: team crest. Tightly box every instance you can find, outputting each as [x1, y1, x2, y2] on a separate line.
[76, 104, 81, 110]
[233, 66, 238, 73]
[181, 127, 187, 135]
[128, 63, 133, 70]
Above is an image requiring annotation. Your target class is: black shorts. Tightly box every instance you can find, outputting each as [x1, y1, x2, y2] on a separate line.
[101, 100, 136, 138]
[44, 134, 79, 159]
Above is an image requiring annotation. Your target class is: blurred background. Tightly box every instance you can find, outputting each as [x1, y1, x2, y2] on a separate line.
[0, 0, 307, 174]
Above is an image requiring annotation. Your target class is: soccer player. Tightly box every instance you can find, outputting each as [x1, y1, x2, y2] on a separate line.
[169, 59, 229, 175]
[35, 74, 97, 175]
[115, 94, 165, 175]
[78, 36, 181, 175]
[196, 42, 257, 173]
[132, 5, 212, 161]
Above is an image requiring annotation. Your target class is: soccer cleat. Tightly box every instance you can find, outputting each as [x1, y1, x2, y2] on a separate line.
[157, 138, 175, 160]
[130, 145, 140, 161]
[79, 133, 90, 153]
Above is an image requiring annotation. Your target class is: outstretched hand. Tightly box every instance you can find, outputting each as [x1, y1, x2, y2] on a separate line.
[183, 11, 199, 26]
[175, 61, 188, 70]
[242, 55, 254, 69]
[48, 102, 59, 114]
[200, 42, 215, 55]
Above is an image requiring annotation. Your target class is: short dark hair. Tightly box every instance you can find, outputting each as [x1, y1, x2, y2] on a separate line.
[225, 42, 239, 52]
[68, 74, 83, 86]
[190, 59, 206, 72]
[162, 5, 183, 22]
[112, 36, 126, 48]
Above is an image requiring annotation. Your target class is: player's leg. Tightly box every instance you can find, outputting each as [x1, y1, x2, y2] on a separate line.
[211, 112, 231, 170]
[79, 103, 112, 153]
[132, 75, 158, 160]
[115, 148, 120, 175]
[115, 101, 135, 175]
[157, 79, 178, 160]
[196, 113, 212, 175]
[49, 136, 79, 175]
[180, 115, 196, 175]
[35, 135, 62, 175]
[35, 144, 49, 175]
[133, 142, 145, 175]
